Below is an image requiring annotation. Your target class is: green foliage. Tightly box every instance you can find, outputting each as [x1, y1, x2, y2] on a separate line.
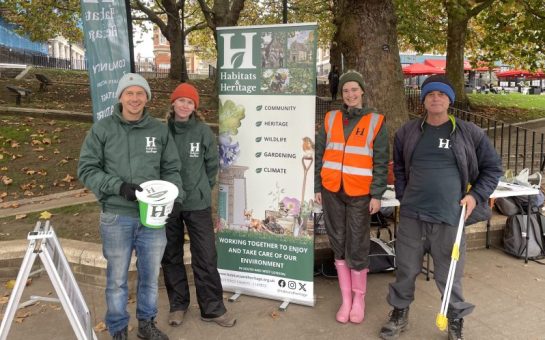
[219, 99, 246, 135]
[394, 0, 447, 54]
[471, 0, 545, 70]
[1, 0, 82, 42]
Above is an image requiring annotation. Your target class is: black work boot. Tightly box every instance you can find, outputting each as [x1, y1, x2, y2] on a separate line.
[137, 319, 169, 340]
[112, 326, 128, 340]
[379, 307, 410, 340]
[448, 318, 464, 340]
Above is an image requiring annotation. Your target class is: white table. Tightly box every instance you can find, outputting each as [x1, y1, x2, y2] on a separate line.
[487, 181, 540, 262]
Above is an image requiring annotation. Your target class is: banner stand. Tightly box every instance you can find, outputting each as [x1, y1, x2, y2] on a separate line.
[228, 292, 291, 311]
[0, 221, 97, 340]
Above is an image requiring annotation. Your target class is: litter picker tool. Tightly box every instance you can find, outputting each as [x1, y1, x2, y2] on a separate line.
[436, 204, 466, 331]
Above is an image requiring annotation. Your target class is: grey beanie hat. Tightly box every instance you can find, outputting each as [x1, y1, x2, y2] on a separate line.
[115, 73, 151, 99]
[339, 69, 365, 91]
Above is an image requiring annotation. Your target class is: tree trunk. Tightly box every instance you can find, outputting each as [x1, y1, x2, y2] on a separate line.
[329, 32, 342, 72]
[166, 7, 183, 80]
[445, 7, 469, 103]
[334, 0, 409, 142]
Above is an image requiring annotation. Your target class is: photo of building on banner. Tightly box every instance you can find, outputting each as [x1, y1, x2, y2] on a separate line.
[216, 23, 317, 307]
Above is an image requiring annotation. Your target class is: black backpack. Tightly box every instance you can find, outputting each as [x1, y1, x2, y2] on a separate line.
[503, 213, 545, 262]
[369, 237, 396, 273]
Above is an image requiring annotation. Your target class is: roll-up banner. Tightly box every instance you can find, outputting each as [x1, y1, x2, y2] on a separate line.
[216, 23, 317, 306]
[80, 0, 132, 121]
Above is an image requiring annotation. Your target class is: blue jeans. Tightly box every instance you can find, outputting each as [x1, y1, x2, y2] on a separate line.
[100, 212, 167, 335]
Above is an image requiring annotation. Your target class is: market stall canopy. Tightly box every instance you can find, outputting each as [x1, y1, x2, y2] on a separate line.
[424, 59, 472, 71]
[402, 63, 446, 76]
[496, 69, 544, 79]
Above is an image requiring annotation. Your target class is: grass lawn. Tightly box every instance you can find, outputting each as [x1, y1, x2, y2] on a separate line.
[468, 93, 545, 122]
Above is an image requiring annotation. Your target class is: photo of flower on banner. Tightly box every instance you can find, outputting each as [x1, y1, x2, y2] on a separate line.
[219, 99, 246, 168]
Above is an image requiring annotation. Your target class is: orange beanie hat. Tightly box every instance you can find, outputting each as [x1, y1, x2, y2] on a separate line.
[170, 83, 200, 109]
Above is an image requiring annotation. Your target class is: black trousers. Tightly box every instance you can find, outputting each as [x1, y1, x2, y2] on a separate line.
[161, 207, 226, 318]
[322, 188, 371, 270]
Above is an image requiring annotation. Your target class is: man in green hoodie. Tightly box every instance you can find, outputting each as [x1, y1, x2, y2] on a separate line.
[78, 73, 184, 340]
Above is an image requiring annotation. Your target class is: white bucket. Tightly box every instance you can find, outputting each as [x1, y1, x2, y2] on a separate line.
[135, 180, 179, 228]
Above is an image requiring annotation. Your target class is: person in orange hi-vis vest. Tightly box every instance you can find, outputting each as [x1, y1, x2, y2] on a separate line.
[315, 70, 389, 324]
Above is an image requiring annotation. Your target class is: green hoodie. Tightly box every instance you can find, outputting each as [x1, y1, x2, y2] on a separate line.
[78, 104, 184, 217]
[314, 106, 389, 199]
[168, 113, 219, 211]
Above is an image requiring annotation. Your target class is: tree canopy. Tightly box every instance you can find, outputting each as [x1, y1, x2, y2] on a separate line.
[1, 0, 82, 42]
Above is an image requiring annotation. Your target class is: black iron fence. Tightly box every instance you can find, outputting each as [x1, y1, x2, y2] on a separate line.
[0, 45, 86, 70]
[316, 90, 545, 174]
[0, 45, 217, 80]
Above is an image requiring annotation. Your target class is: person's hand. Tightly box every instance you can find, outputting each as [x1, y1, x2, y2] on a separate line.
[119, 182, 143, 201]
[460, 194, 477, 220]
[315, 192, 322, 205]
[369, 198, 381, 214]
[166, 202, 183, 225]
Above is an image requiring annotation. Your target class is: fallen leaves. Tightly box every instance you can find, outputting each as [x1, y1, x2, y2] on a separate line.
[40, 211, 53, 219]
[15, 310, 31, 323]
[62, 174, 75, 183]
[1, 175, 13, 185]
[94, 321, 107, 332]
[270, 310, 281, 320]
[15, 214, 27, 220]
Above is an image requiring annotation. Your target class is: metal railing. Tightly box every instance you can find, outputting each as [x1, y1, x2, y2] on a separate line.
[0, 45, 217, 80]
[315, 90, 545, 173]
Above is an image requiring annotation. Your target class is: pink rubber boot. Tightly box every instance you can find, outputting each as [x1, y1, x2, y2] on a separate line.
[334, 259, 352, 323]
[349, 268, 369, 323]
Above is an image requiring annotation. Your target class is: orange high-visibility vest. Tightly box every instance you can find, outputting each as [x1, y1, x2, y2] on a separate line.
[321, 110, 384, 196]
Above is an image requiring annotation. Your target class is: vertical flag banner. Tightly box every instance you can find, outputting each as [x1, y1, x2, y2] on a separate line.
[80, 0, 131, 121]
[217, 23, 317, 306]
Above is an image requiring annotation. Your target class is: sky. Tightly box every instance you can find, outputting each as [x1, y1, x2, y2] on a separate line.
[133, 24, 154, 59]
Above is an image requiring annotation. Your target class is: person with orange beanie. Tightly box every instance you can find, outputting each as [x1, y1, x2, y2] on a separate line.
[161, 83, 236, 328]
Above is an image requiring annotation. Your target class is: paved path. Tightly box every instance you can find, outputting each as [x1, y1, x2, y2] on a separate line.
[0, 189, 96, 218]
[1, 248, 544, 339]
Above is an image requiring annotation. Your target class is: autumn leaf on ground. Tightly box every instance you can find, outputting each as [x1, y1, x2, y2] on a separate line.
[33, 147, 45, 152]
[31, 140, 42, 146]
[49, 304, 61, 311]
[0, 296, 8, 304]
[270, 310, 281, 320]
[47, 120, 56, 126]
[53, 149, 60, 154]
[23, 190, 34, 197]
[53, 127, 62, 133]
[57, 159, 68, 166]
[62, 174, 74, 182]
[94, 321, 107, 332]
[25, 169, 36, 175]
[38, 155, 49, 161]
[15, 214, 27, 220]
[0, 167, 7, 171]
[37, 170, 47, 176]
[40, 211, 52, 219]
[5, 280, 16, 289]
[0, 154, 3, 160]
[1, 176, 13, 185]
[10, 141, 19, 148]
[42, 138, 52, 145]
[0, 192, 6, 198]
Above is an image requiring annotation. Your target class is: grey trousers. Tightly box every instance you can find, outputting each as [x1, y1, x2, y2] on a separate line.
[322, 188, 371, 270]
[387, 215, 475, 319]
